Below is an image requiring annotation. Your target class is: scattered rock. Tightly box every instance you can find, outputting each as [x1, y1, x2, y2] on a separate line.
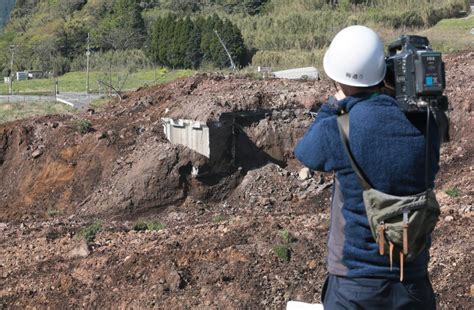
[96, 132, 107, 140]
[71, 267, 94, 285]
[298, 168, 311, 181]
[31, 149, 43, 159]
[307, 260, 317, 270]
[444, 216, 454, 222]
[68, 240, 90, 258]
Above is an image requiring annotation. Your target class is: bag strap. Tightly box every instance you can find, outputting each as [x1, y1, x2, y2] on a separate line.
[336, 113, 373, 190]
[424, 106, 432, 192]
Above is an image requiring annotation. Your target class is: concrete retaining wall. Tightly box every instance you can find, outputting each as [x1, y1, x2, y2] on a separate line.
[162, 118, 211, 158]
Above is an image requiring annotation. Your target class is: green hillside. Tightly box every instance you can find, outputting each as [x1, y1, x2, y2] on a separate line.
[0, 0, 471, 74]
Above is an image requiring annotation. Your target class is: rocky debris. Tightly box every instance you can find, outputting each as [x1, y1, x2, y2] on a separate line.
[444, 215, 454, 222]
[68, 239, 90, 258]
[31, 149, 43, 158]
[0, 52, 472, 309]
[299, 168, 311, 181]
[161, 73, 333, 122]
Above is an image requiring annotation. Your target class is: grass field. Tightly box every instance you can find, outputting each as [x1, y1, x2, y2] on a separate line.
[253, 14, 474, 69]
[0, 101, 74, 124]
[1, 68, 194, 95]
[419, 15, 474, 53]
[0, 68, 194, 123]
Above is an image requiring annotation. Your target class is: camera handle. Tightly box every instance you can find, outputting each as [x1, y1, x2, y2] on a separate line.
[388, 38, 403, 56]
[388, 35, 430, 56]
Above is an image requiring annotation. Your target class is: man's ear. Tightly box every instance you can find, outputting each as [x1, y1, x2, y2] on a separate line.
[338, 83, 350, 96]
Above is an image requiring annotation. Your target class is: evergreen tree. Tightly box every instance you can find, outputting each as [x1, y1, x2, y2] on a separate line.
[150, 14, 247, 69]
[158, 15, 176, 66]
[200, 14, 225, 68]
[200, 15, 248, 69]
[182, 17, 202, 69]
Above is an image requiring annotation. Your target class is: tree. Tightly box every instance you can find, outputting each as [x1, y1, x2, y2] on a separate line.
[200, 14, 225, 67]
[57, 0, 87, 21]
[149, 14, 248, 69]
[114, 0, 145, 35]
[200, 15, 248, 69]
[57, 18, 88, 59]
[154, 15, 176, 66]
[183, 18, 202, 69]
[94, 0, 145, 51]
[164, 0, 202, 13]
[242, 0, 269, 15]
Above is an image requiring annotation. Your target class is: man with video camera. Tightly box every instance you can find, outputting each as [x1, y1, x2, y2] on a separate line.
[295, 25, 442, 309]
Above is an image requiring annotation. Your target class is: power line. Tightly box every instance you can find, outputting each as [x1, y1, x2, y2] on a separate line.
[214, 30, 236, 71]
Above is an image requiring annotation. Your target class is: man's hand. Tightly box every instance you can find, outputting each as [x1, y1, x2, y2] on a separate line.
[334, 89, 346, 101]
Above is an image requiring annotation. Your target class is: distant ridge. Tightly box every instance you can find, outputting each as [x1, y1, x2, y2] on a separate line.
[0, 0, 16, 29]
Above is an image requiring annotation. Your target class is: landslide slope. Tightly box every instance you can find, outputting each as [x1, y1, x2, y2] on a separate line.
[0, 74, 333, 222]
[0, 52, 472, 309]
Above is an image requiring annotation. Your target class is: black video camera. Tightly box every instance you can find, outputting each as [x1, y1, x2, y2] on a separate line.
[385, 35, 449, 113]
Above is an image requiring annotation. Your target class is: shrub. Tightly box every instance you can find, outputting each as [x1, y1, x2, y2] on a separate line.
[78, 221, 102, 243]
[133, 221, 165, 231]
[212, 215, 227, 223]
[273, 244, 290, 262]
[279, 229, 292, 243]
[77, 119, 92, 134]
[47, 208, 61, 217]
[445, 186, 460, 198]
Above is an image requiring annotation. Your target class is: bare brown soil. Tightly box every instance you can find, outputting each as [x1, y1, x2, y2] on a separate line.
[0, 52, 472, 309]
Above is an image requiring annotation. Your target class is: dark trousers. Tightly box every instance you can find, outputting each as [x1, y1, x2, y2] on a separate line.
[322, 274, 436, 310]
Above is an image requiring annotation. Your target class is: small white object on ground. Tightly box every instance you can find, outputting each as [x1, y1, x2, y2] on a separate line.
[286, 301, 324, 310]
[273, 67, 320, 80]
[298, 167, 311, 181]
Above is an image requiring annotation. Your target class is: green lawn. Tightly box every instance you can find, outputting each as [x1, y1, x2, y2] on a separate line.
[0, 67, 194, 123]
[1, 68, 194, 95]
[0, 101, 74, 124]
[419, 15, 474, 53]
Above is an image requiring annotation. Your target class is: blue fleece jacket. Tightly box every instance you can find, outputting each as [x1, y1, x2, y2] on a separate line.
[295, 93, 440, 279]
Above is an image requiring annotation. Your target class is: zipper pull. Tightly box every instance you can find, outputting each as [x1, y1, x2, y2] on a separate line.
[389, 241, 394, 271]
[400, 251, 404, 281]
[403, 211, 409, 255]
[378, 221, 385, 255]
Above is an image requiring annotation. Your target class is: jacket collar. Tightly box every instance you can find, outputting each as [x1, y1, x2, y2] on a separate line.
[339, 92, 380, 113]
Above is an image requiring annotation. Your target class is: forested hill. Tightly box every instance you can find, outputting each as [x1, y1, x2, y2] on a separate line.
[0, 0, 16, 29]
[0, 0, 470, 76]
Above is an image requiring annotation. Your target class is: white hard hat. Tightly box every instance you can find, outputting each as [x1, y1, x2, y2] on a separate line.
[323, 25, 386, 87]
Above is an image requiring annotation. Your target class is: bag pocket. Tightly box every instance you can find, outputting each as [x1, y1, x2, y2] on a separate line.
[363, 189, 440, 262]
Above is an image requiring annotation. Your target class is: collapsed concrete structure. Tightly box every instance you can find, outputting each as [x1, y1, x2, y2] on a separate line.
[161, 118, 211, 157]
[156, 73, 332, 177]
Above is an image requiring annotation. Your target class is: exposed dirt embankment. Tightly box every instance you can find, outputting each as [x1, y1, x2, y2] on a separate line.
[0, 52, 472, 309]
[0, 75, 332, 222]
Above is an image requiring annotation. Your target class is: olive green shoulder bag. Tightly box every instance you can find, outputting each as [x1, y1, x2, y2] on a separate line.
[337, 112, 440, 281]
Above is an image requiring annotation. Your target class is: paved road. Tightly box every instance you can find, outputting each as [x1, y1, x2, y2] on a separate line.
[0, 93, 102, 110]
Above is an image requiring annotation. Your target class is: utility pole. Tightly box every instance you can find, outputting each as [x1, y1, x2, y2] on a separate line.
[86, 33, 91, 95]
[9, 44, 15, 95]
[214, 30, 236, 71]
[153, 47, 157, 84]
